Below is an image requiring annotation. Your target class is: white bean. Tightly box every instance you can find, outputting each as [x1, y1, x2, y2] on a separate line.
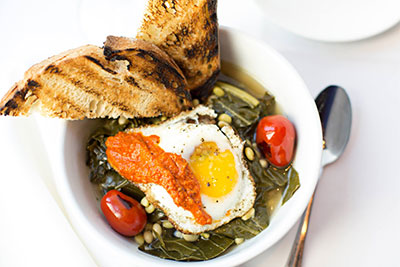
[145, 204, 155, 213]
[218, 113, 232, 124]
[235, 238, 244, 245]
[162, 220, 174, 229]
[183, 234, 199, 242]
[118, 115, 128, 125]
[200, 233, 210, 239]
[213, 86, 225, 97]
[152, 223, 162, 236]
[245, 147, 255, 161]
[192, 99, 200, 106]
[143, 231, 153, 244]
[134, 234, 144, 246]
[174, 230, 183, 238]
[259, 159, 268, 168]
[140, 197, 149, 207]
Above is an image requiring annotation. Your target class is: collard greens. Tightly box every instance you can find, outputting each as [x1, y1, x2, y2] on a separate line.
[86, 83, 300, 261]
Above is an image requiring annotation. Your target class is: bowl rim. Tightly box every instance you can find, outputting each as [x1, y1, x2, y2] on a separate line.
[44, 26, 323, 267]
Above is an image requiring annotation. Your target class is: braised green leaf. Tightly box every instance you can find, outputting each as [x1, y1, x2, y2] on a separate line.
[86, 118, 148, 200]
[86, 82, 300, 261]
[208, 89, 275, 140]
[139, 230, 234, 261]
[281, 167, 300, 205]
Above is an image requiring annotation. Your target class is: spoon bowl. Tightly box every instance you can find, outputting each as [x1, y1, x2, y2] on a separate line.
[316, 85, 352, 166]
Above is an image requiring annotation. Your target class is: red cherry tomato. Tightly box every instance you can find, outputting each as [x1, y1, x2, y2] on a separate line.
[100, 190, 147, 237]
[256, 115, 296, 168]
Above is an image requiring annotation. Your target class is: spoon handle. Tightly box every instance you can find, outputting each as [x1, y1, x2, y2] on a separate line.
[286, 190, 316, 267]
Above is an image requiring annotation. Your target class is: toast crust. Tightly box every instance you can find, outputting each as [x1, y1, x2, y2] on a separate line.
[0, 40, 192, 119]
[137, 0, 220, 98]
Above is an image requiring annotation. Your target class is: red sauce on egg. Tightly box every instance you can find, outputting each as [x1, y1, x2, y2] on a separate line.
[105, 132, 212, 225]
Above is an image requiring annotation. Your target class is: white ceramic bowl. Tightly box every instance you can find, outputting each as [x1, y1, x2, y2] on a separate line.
[38, 27, 322, 267]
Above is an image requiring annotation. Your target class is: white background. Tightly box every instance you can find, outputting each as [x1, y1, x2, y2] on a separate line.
[0, 0, 400, 266]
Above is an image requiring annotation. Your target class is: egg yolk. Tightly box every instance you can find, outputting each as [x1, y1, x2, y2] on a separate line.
[189, 142, 238, 198]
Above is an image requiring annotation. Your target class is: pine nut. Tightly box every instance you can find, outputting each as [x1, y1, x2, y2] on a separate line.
[218, 113, 232, 124]
[152, 223, 162, 236]
[134, 234, 144, 246]
[245, 147, 255, 161]
[162, 220, 174, 229]
[145, 204, 155, 213]
[241, 208, 255, 221]
[140, 197, 149, 207]
[143, 231, 153, 244]
[213, 86, 225, 97]
[235, 238, 244, 245]
[183, 234, 199, 242]
[259, 159, 268, 168]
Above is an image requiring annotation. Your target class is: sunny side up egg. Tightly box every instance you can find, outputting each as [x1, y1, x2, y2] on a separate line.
[107, 106, 256, 234]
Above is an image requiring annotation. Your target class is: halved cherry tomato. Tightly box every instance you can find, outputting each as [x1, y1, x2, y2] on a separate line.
[256, 115, 296, 168]
[100, 190, 147, 237]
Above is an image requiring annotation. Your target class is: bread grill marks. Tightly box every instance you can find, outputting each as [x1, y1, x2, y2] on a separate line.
[104, 36, 192, 109]
[83, 55, 118, 75]
[137, 0, 220, 96]
[0, 79, 41, 116]
[0, 39, 192, 119]
[103, 45, 189, 99]
[44, 65, 60, 74]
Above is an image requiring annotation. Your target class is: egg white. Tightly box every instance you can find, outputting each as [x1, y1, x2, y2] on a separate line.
[127, 105, 256, 234]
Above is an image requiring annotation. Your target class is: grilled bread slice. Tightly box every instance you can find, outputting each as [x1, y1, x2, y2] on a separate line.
[0, 37, 191, 119]
[137, 0, 220, 98]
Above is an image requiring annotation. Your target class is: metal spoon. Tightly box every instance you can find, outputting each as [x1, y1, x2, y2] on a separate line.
[286, 85, 352, 267]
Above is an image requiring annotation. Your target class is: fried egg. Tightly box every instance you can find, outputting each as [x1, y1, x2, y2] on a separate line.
[128, 105, 256, 234]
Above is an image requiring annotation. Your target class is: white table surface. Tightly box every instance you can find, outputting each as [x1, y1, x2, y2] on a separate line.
[1, 0, 399, 266]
